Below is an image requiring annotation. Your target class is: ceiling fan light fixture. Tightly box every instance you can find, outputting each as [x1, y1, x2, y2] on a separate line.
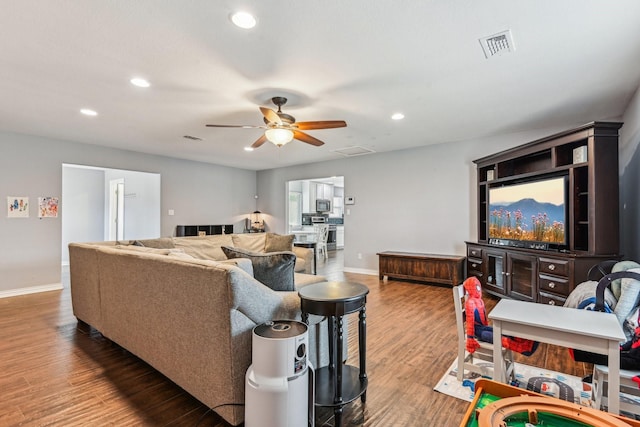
[265, 128, 294, 146]
[230, 11, 256, 29]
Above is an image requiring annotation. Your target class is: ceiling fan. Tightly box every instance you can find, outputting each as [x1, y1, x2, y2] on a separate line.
[206, 97, 347, 148]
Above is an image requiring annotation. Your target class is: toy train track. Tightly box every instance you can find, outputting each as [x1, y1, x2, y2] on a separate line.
[476, 396, 633, 427]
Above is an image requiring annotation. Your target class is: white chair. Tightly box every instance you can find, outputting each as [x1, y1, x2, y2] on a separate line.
[314, 224, 330, 260]
[453, 284, 515, 382]
[587, 266, 640, 412]
[592, 364, 640, 413]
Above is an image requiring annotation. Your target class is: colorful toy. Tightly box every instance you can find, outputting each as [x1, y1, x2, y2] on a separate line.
[460, 379, 640, 427]
[463, 277, 538, 356]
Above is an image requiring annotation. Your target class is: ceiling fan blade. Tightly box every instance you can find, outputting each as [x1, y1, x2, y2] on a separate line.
[293, 131, 325, 146]
[259, 107, 283, 125]
[206, 124, 266, 129]
[251, 134, 268, 149]
[295, 120, 347, 130]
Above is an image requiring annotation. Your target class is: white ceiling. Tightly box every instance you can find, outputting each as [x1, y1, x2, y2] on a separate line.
[2, 1, 640, 171]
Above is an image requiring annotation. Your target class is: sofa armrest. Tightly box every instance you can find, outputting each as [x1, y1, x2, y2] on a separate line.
[228, 268, 300, 323]
[292, 246, 313, 274]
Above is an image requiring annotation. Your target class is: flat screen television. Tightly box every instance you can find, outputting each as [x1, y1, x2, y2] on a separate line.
[488, 176, 567, 247]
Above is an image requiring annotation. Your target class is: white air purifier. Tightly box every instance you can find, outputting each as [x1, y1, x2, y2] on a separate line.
[245, 320, 314, 427]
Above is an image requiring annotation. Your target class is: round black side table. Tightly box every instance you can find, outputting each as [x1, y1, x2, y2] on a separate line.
[298, 281, 369, 427]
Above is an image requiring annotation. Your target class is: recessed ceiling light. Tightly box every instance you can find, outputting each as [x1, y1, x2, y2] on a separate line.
[244, 146, 254, 152]
[80, 108, 98, 116]
[231, 11, 256, 29]
[130, 77, 150, 88]
[391, 113, 405, 120]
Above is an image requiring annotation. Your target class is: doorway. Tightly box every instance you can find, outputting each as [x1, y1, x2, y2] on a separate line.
[61, 164, 161, 265]
[285, 176, 345, 250]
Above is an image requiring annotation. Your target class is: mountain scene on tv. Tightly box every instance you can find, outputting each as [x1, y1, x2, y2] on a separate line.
[489, 197, 565, 243]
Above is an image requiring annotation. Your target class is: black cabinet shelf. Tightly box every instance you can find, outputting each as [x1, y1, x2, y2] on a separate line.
[176, 224, 234, 237]
[314, 366, 367, 407]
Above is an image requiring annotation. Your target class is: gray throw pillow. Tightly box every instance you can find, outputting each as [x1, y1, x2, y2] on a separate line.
[221, 245, 295, 291]
[264, 233, 294, 252]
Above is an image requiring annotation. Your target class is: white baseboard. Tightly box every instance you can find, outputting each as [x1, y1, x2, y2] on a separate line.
[343, 267, 378, 276]
[0, 283, 63, 299]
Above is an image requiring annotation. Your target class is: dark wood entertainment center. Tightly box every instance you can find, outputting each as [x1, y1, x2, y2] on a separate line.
[466, 122, 622, 305]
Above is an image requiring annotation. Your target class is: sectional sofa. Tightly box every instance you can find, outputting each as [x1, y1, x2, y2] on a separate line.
[68, 233, 334, 425]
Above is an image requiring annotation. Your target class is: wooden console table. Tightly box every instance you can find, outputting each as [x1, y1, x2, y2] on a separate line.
[377, 251, 465, 286]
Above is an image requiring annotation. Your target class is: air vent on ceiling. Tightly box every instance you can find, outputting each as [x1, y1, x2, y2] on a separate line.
[332, 146, 376, 157]
[479, 30, 515, 58]
[183, 135, 203, 141]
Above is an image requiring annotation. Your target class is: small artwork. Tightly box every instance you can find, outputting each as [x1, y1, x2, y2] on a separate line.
[7, 196, 29, 218]
[38, 197, 59, 218]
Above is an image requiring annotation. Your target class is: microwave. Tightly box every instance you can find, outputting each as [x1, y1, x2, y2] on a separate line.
[316, 199, 331, 213]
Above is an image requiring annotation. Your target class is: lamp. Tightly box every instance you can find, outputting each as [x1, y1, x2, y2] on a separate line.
[250, 210, 264, 232]
[265, 129, 294, 147]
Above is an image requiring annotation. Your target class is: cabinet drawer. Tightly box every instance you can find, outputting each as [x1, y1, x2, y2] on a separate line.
[467, 246, 483, 259]
[538, 291, 566, 306]
[467, 257, 482, 272]
[539, 257, 569, 277]
[539, 274, 570, 297]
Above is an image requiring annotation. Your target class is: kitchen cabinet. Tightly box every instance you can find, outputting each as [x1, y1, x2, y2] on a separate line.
[312, 182, 334, 201]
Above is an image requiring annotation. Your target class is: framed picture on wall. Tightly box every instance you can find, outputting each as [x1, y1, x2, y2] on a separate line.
[7, 196, 29, 218]
[38, 197, 59, 218]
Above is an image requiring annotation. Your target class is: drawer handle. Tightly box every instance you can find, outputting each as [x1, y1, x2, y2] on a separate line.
[472, 263, 477, 268]
[548, 282, 556, 289]
[548, 264, 556, 271]
[471, 250, 477, 256]
[548, 300, 556, 306]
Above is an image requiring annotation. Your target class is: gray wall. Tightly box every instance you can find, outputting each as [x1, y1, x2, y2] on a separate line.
[620, 84, 640, 261]
[2, 112, 638, 294]
[0, 131, 256, 295]
[61, 166, 105, 264]
[103, 168, 161, 241]
[256, 125, 575, 274]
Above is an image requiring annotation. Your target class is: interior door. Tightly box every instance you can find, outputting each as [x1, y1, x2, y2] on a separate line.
[108, 178, 125, 241]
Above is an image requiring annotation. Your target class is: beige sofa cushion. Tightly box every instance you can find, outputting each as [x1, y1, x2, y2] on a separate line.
[173, 235, 234, 260]
[132, 237, 176, 249]
[231, 233, 266, 252]
[115, 245, 175, 255]
[264, 233, 294, 252]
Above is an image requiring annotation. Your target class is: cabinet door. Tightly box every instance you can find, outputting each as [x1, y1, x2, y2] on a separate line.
[507, 253, 537, 302]
[484, 249, 506, 296]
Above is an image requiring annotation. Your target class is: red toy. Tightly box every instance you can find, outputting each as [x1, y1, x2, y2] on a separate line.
[464, 277, 538, 356]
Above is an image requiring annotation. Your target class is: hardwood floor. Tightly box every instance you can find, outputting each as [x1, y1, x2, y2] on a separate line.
[0, 250, 591, 426]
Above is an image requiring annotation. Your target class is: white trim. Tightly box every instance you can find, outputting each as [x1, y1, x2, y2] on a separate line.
[343, 267, 378, 276]
[0, 283, 63, 299]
